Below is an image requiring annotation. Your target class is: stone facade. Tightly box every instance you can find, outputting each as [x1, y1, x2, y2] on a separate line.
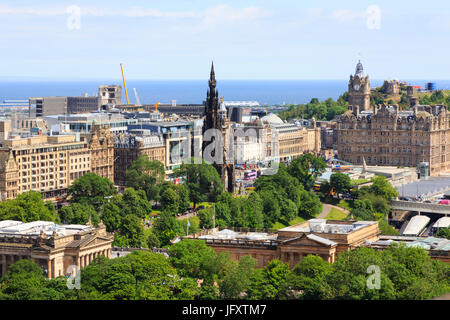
[114, 133, 166, 186]
[0, 220, 113, 279]
[191, 219, 380, 268]
[276, 123, 321, 163]
[383, 80, 401, 95]
[348, 61, 371, 112]
[86, 124, 115, 182]
[202, 63, 235, 192]
[337, 104, 450, 175]
[0, 125, 115, 200]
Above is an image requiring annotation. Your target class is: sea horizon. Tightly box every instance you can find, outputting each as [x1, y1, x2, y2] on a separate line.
[1, 79, 449, 106]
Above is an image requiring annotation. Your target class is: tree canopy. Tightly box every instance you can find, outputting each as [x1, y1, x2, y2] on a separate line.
[68, 173, 116, 210]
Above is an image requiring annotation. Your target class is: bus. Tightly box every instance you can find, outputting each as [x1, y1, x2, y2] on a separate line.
[244, 170, 257, 180]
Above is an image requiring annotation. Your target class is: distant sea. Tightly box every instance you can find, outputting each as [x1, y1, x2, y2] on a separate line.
[1, 79, 450, 106]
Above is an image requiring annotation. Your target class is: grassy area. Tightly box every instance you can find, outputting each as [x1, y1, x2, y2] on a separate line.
[351, 179, 369, 186]
[190, 202, 213, 209]
[337, 199, 353, 211]
[325, 208, 348, 220]
[323, 197, 340, 206]
[272, 216, 307, 230]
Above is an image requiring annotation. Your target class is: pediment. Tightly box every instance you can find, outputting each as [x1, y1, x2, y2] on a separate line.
[281, 233, 336, 248]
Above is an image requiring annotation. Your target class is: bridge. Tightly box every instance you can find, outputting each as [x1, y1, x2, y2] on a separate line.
[390, 200, 450, 215]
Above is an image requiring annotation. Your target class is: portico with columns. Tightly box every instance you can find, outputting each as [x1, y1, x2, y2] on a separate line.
[0, 221, 113, 279]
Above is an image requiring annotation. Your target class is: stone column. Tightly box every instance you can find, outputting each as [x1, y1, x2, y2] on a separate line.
[47, 259, 52, 279]
[77, 256, 82, 268]
[1, 255, 5, 276]
[289, 252, 294, 268]
[84, 255, 88, 267]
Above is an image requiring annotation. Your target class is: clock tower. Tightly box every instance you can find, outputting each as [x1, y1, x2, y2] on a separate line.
[348, 60, 371, 111]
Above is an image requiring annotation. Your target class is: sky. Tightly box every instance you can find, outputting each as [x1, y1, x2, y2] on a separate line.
[1, 0, 450, 80]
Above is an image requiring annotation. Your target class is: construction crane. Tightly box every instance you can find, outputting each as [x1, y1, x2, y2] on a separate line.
[133, 88, 141, 105]
[120, 63, 130, 105]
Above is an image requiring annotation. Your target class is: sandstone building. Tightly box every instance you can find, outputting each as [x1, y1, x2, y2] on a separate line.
[0, 123, 115, 200]
[348, 60, 371, 112]
[0, 220, 113, 279]
[190, 219, 380, 268]
[114, 132, 166, 186]
[337, 61, 450, 176]
[84, 123, 115, 182]
[337, 104, 450, 175]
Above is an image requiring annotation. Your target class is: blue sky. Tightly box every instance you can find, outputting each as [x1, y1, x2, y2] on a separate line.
[1, 0, 450, 80]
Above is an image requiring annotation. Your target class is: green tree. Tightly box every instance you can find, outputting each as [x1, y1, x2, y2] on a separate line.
[58, 203, 99, 226]
[279, 198, 298, 225]
[121, 188, 151, 219]
[368, 176, 398, 201]
[198, 207, 214, 229]
[160, 188, 180, 214]
[298, 190, 322, 218]
[437, 228, 450, 239]
[247, 260, 291, 299]
[288, 154, 326, 190]
[125, 154, 165, 202]
[169, 239, 216, 278]
[68, 173, 116, 210]
[146, 230, 161, 248]
[100, 196, 123, 232]
[0, 259, 68, 300]
[152, 211, 183, 246]
[174, 159, 224, 208]
[282, 254, 333, 300]
[243, 192, 264, 228]
[177, 184, 191, 213]
[0, 191, 58, 222]
[80, 251, 184, 300]
[219, 255, 257, 299]
[116, 214, 145, 248]
[330, 172, 352, 195]
[319, 181, 332, 198]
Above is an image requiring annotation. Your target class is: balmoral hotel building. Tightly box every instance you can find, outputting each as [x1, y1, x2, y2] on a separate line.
[0, 121, 114, 200]
[337, 61, 450, 176]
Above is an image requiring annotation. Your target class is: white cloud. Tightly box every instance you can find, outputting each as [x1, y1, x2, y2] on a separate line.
[202, 4, 270, 26]
[0, 5, 65, 16]
[332, 9, 366, 22]
[0, 4, 269, 23]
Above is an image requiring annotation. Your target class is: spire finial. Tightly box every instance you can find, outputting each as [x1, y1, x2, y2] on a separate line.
[209, 61, 216, 89]
[210, 61, 215, 79]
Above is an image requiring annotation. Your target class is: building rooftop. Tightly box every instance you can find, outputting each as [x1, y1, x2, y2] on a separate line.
[406, 237, 450, 251]
[0, 220, 93, 237]
[279, 219, 377, 234]
[402, 215, 430, 236]
[198, 228, 277, 242]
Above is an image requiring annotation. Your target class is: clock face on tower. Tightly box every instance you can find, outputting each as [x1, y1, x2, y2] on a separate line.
[353, 83, 360, 91]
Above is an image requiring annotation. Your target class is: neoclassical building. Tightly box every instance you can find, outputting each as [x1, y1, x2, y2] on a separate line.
[190, 219, 380, 268]
[0, 220, 113, 278]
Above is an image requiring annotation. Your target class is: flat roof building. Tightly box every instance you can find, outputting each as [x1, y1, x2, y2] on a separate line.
[0, 220, 113, 278]
[190, 218, 380, 268]
[30, 96, 101, 117]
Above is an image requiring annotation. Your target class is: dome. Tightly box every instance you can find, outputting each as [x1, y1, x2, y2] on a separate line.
[260, 113, 284, 124]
